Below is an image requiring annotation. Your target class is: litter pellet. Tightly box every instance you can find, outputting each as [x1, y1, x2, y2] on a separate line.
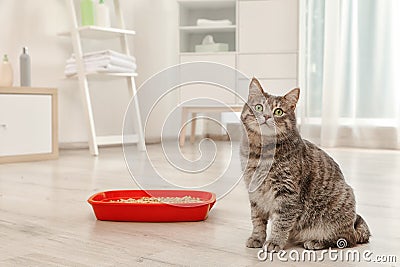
[109, 196, 203, 204]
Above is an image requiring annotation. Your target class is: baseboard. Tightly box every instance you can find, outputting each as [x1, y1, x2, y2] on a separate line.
[59, 132, 242, 150]
[59, 142, 90, 150]
[60, 136, 163, 150]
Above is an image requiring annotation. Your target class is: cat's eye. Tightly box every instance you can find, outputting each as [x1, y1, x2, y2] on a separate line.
[254, 104, 263, 112]
[273, 108, 284, 116]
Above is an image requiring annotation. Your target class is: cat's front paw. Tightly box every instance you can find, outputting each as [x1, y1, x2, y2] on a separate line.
[264, 240, 284, 252]
[246, 236, 265, 248]
[303, 240, 326, 250]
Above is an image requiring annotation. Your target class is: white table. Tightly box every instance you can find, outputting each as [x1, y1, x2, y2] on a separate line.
[179, 105, 243, 147]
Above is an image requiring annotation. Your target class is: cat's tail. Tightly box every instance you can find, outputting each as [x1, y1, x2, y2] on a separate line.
[354, 214, 371, 244]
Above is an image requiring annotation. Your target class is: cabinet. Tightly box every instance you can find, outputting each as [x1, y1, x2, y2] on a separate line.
[177, 0, 299, 144]
[238, 0, 299, 53]
[237, 54, 297, 79]
[237, 53, 298, 98]
[0, 87, 58, 163]
[237, 0, 299, 101]
[178, 0, 299, 103]
[180, 53, 237, 104]
[178, 0, 239, 106]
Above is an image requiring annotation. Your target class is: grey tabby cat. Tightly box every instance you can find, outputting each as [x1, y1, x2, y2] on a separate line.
[240, 78, 370, 251]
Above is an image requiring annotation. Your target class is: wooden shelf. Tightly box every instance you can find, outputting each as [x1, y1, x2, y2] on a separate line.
[179, 25, 236, 33]
[59, 26, 136, 39]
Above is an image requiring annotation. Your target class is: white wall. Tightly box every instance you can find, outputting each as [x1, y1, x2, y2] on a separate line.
[0, 0, 179, 145]
[131, 0, 180, 142]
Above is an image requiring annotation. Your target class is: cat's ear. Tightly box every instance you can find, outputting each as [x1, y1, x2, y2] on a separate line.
[284, 88, 300, 109]
[249, 77, 266, 98]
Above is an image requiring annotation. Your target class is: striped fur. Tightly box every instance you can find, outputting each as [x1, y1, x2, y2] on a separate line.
[240, 78, 370, 251]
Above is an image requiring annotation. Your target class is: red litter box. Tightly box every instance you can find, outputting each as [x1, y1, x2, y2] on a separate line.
[87, 190, 216, 222]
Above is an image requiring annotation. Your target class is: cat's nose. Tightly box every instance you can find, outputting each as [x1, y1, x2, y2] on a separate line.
[264, 115, 271, 121]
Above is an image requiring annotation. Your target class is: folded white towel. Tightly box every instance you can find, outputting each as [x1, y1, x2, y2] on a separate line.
[65, 50, 137, 77]
[71, 50, 136, 63]
[196, 19, 233, 27]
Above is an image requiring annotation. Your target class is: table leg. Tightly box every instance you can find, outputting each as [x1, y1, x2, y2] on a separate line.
[190, 112, 197, 144]
[179, 108, 189, 147]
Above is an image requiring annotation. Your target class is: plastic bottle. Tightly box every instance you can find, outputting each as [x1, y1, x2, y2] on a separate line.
[20, 47, 31, 87]
[80, 0, 95, 26]
[0, 54, 14, 87]
[95, 0, 111, 27]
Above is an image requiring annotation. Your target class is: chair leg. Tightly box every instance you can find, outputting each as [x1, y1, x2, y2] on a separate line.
[190, 113, 197, 144]
[179, 108, 189, 147]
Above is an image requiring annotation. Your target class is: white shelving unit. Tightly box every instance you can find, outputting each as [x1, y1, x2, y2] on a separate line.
[178, 0, 238, 100]
[62, 0, 145, 156]
[178, 0, 239, 146]
[177, 0, 299, 146]
[179, 0, 236, 53]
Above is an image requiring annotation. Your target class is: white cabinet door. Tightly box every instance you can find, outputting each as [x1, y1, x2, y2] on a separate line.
[179, 54, 237, 105]
[237, 54, 297, 79]
[0, 94, 52, 156]
[180, 54, 236, 66]
[239, 0, 299, 53]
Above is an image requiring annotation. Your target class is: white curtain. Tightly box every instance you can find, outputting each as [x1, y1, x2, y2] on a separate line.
[301, 0, 400, 149]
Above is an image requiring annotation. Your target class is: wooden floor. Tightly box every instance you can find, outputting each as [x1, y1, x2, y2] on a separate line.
[0, 142, 399, 266]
